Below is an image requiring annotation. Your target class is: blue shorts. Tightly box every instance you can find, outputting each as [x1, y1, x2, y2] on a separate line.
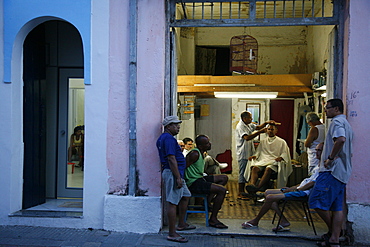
[309, 172, 345, 211]
[285, 191, 307, 198]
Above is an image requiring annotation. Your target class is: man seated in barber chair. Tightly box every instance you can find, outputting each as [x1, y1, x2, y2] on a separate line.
[244, 124, 292, 194]
[203, 152, 228, 175]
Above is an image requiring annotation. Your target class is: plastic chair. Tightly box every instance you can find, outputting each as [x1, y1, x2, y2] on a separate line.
[67, 162, 75, 174]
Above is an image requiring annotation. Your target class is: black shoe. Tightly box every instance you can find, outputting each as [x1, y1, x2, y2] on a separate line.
[246, 185, 259, 194]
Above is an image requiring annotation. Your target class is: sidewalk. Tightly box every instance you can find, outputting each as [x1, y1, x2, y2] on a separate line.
[0, 225, 354, 247]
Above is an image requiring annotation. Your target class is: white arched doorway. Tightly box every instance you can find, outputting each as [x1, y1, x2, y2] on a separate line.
[22, 20, 84, 209]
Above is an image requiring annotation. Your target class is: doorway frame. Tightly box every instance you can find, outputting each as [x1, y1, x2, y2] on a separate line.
[164, 0, 346, 232]
[57, 68, 84, 198]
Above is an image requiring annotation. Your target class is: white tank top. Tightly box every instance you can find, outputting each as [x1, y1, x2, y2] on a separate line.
[309, 124, 325, 149]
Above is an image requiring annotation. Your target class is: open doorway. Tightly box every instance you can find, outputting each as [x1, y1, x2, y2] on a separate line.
[167, 0, 342, 237]
[22, 20, 84, 211]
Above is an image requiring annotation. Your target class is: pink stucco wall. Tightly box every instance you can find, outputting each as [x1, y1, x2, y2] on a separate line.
[107, 1, 130, 194]
[345, 0, 370, 204]
[107, 0, 164, 196]
[136, 0, 165, 197]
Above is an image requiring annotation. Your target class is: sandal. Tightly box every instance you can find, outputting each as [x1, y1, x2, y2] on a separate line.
[209, 221, 228, 229]
[272, 224, 290, 232]
[176, 224, 196, 231]
[241, 222, 258, 229]
[167, 236, 188, 243]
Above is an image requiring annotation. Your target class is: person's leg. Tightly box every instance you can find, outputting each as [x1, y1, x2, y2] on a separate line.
[256, 167, 273, 189]
[244, 193, 285, 226]
[238, 159, 247, 196]
[265, 189, 281, 196]
[249, 166, 261, 186]
[68, 146, 72, 162]
[315, 208, 332, 232]
[167, 202, 181, 237]
[177, 196, 190, 229]
[325, 181, 345, 246]
[208, 183, 227, 226]
[213, 174, 228, 186]
[328, 210, 343, 246]
[271, 201, 290, 227]
[238, 182, 246, 195]
[208, 175, 228, 206]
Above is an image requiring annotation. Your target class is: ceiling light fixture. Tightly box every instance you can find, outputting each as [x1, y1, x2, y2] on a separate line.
[214, 92, 278, 99]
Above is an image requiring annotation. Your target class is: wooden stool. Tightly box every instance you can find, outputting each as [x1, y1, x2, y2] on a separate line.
[185, 194, 209, 226]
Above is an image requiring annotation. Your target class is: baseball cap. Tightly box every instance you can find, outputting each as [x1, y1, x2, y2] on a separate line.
[162, 116, 182, 126]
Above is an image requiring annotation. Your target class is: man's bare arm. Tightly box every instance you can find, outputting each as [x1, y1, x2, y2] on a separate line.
[243, 128, 266, 141]
[186, 150, 200, 168]
[305, 126, 318, 148]
[324, 136, 346, 169]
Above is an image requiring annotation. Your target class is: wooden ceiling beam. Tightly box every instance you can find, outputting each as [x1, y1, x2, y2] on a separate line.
[178, 74, 312, 87]
[177, 86, 313, 93]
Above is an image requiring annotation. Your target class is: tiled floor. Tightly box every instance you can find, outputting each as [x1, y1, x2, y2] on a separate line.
[67, 161, 84, 188]
[162, 217, 326, 240]
[26, 198, 83, 212]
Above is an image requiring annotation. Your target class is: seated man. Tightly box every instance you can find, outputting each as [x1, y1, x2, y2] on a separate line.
[241, 151, 321, 231]
[177, 140, 185, 153]
[182, 137, 194, 157]
[185, 135, 229, 229]
[203, 152, 228, 175]
[244, 124, 292, 193]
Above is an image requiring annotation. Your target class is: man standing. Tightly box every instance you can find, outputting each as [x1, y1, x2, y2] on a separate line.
[235, 111, 277, 199]
[185, 135, 229, 229]
[309, 99, 353, 247]
[156, 116, 195, 243]
[304, 112, 325, 175]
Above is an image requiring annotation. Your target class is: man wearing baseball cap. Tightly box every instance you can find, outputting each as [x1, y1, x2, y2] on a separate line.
[156, 116, 195, 243]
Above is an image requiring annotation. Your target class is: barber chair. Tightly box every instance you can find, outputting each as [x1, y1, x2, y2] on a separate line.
[216, 149, 232, 174]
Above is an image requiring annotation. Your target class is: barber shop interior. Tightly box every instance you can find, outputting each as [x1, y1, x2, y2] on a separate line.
[170, 1, 339, 239]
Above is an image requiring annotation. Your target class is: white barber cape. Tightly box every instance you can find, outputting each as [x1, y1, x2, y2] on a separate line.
[244, 136, 293, 188]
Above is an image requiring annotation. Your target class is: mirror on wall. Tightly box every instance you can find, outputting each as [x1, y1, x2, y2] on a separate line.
[246, 103, 261, 124]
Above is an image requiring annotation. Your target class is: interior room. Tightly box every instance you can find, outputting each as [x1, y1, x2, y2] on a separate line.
[173, 5, 334, 237]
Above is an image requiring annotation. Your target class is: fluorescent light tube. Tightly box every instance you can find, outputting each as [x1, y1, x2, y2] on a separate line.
[214, 92, 278, 99]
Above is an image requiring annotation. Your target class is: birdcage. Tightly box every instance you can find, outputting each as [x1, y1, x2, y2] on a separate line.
[230, 35, 258, 74]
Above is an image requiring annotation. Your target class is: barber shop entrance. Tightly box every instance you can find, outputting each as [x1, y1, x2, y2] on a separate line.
[165, 0, 344, 238]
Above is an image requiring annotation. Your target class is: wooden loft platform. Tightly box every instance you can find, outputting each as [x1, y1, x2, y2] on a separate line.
[177, 74, 313, 98]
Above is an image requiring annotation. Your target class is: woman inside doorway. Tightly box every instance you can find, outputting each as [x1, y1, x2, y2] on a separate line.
[68, 126, 84, 170]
